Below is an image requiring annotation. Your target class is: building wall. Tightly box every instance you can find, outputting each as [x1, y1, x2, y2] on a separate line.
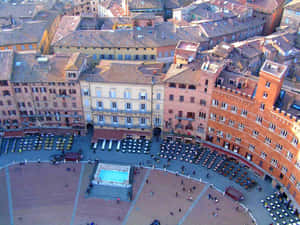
[0, 43, 38, 52]
[280, 7, 300, 29]
[207, 84, 300, 205]
[0, 80, 20, 131]
[54, 46, 158, 61]
[7, 80, 85, 133]
[80, 81, 164, 135]
[163, 74, 216, 140]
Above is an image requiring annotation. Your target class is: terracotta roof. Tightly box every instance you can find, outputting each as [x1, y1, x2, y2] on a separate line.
[0, 21, 48, 46]
[53, 22, 207, 48]
[0, 50, 14, 80]
[12, 52, 82, 82]
[64, 52, 85, 71]
[129, 0, 163, 10]
[164, 0, 193, 9]
[0, 3, 38, 18]
[51, 16, 81, 45]
[80, 60, 163, 84]
[164, 61, 224, 85]
[199, 17, 264, 38]
[218, 70, 258, 96]
[236, 0, 285, 14]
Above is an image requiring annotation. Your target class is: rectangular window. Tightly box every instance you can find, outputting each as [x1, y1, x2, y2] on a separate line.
[124, 90, 131, 99]
[249, 144, 255, 151]
[96, 89, 101, 97]
[221, 102, 228, 110]
[281, 166, 287, 175]
[97, 101, 103, 109]
[269, 123, 276, 131]
[230, 106, 237, 113]
[286, 151, 293, 161]
[111, 102, 117, 109]
[275, 144, 283, 152]
[190, 97, 195, 103]
[208, 127, 214, 133]
[252, 130, 259, 137]
[210, 113, 216, 120]
[260, 103, 265, 111]
[265, 81, 271, 88]
[82, 88, 89, 96]
[179, 96, 184, 102]
[280, 129, 288, 137]
[228, 120, 235, 127]
[238, 123, 244, 131]
[265, 137, 272, 145]
[256, 116, 262, 124]
[292, 137, 298, 146]
[226, 133, 232, 140]
[212, 99, 219, 106]
[112, 116, 118, 123]
[271, 158, 278, 168]
[125, 103, 131, 110]
[169, 94, 174, 101]
[260, 152, 267, 159]
[126, 117, 132, 124]
[109, 89, 116, 98]
[98, 115, 104, 122]
[219, 115, 226, 123]
[289, 174, 296, 184]
[235, 137, 241, 144]
[140, 92, 147, 100]
[156, 93, 161, 100]
[241, 109, 248, 117]
[140, 117, 146, 125]
[217, 130, 223, 137]
[156, 104, 160, 110]
[140, 103, 146, 111]
[200, 99, 206, 106]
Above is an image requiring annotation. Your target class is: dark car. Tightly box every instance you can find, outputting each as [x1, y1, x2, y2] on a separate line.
[64, 152, 83, 161]
[50, 154, 64, 162]
[150, 220, 160, 225]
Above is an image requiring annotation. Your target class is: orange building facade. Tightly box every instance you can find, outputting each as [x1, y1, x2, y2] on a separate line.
[207, 60, 300, 205]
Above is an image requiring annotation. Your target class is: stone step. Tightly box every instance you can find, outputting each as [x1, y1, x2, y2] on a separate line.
[88, 184, 132, 202]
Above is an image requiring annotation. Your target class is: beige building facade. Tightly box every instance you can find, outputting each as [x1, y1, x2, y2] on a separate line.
[80, 60, 164, 140]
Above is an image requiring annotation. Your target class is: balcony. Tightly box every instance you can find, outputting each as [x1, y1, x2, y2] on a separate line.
[175, 115, 195, 121]
[95, 123, 151, 129]
[92, 108, 151, 115]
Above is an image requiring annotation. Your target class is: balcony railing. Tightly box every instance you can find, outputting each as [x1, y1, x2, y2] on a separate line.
[175, 115, 195, 121]
[92, 108, 151, 114]
[95, 123, 151, 129]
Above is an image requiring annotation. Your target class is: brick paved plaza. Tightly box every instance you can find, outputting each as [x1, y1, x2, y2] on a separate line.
[0, 134, 278, 225]
[0, 162, 257, 225]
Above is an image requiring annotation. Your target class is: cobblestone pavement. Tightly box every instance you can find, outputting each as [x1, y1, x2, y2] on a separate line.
[0, 132, 276, 225]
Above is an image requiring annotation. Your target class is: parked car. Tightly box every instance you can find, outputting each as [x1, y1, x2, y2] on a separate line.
[64, 152, 83, 161]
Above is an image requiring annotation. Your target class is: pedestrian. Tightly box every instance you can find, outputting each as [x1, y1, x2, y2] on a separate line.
[117, 216, 121, 221]
[192, 170, 196, 175]
[181, 179, 184, 185]
[176, 192, 178, 197]
[182, 187, 186, 192]
[179, 208, 182, 212]
[170, 212, 174, 216]
[208, 194, 212, 200]
[206, 173, 210, 178]
[146, 179, 149, 184]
